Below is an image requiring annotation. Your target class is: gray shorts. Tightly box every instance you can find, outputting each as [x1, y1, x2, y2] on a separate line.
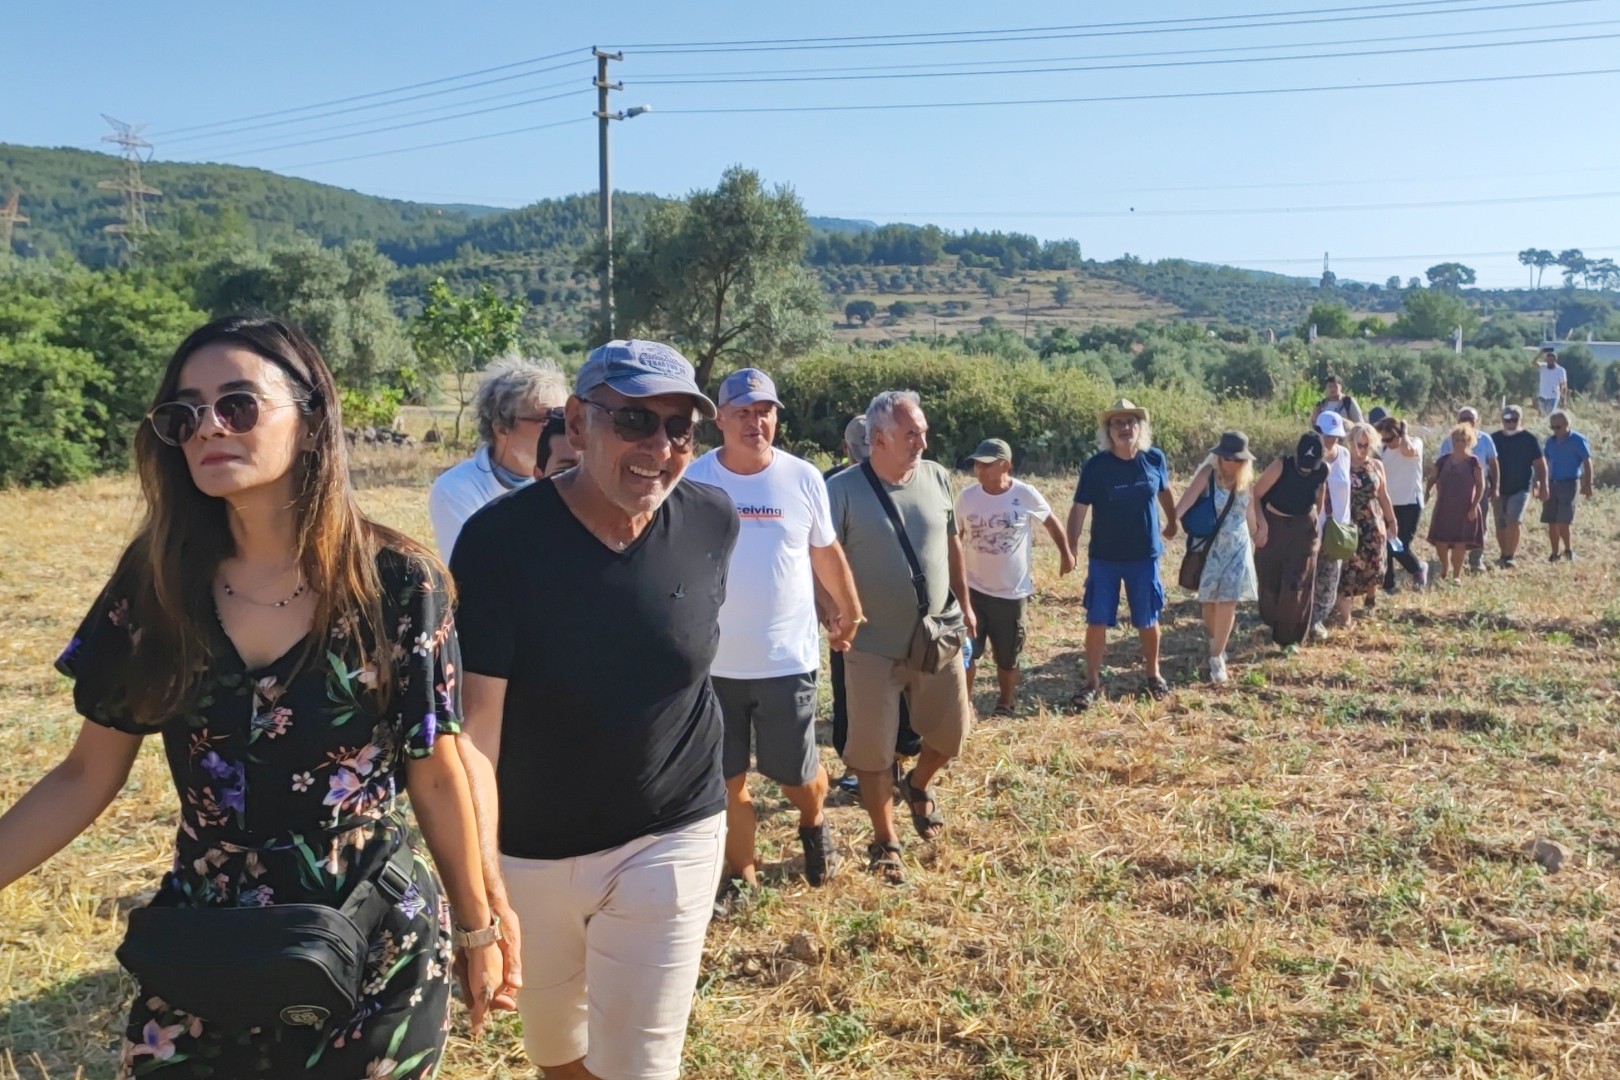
[1494, 490, 1530, 526]
[969, 590, 1027, 672]
[713, 672, 819, 786]
[1537, 396, 1559, 415]
[1540, 479, 1579, 525]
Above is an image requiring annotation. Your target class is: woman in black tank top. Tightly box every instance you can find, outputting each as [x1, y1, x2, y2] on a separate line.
[1252, 434, 1330, 645]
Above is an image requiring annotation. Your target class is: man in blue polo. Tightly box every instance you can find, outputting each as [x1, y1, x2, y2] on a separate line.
[1066, 398, 1179, 708]
[1540, 408, 1594, 562]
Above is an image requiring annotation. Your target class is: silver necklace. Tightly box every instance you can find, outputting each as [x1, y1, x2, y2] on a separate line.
[221, 577, 307, 608]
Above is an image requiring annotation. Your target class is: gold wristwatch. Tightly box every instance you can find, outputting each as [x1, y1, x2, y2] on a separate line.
[452, 914, 503, 949]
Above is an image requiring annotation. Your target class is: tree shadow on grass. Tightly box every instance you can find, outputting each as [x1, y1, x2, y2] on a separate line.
[0, 966, 129, 1080]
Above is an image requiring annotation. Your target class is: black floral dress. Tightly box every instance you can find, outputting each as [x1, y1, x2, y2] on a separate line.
[1337, 463, 1388, 598]
[56, 548, 462, 1079]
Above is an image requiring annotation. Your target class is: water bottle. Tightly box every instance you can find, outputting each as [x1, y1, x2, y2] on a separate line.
[962, 636, 973, 669]
[1388, 537, 1405, 554]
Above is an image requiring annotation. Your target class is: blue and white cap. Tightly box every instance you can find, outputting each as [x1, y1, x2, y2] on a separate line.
[717, 367, 781, 409]
[574, 340, 716, 419]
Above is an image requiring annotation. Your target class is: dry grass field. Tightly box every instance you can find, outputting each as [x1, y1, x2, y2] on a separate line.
[2, 444, 1617, 1079]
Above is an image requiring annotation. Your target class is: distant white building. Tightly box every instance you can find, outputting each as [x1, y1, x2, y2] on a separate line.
[1539, 339, 1620, 363]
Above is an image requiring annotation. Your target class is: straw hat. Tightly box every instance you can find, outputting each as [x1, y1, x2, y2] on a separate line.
[1099, 398, 1149, 423]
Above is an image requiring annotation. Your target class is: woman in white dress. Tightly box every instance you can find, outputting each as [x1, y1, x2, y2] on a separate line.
[1173, 431, 1260, 683]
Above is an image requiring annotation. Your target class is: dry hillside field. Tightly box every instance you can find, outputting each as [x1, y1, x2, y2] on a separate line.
[2, 447, 1617, 1079]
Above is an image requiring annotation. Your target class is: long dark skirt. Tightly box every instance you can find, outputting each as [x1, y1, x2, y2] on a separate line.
[1256, 507, 1320, 646]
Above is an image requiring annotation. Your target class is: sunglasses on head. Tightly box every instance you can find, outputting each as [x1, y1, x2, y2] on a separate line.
[147, 392, 303, 447]
[585, 400, 698, 450]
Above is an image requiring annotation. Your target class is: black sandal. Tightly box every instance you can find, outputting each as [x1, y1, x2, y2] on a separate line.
[1142, 675, 1170, 700]
[866, 841, 904, 885]
[900, 769, 945, 841]
[798, 821, 837, 887]
[1070, 685, 1100, 710]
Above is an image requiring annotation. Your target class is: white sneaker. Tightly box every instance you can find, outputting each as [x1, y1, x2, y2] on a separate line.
[1309, 622, 1330, 643]
[1209, 653, 1229, 683]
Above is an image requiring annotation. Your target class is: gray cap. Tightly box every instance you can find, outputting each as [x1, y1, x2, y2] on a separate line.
[1502, 403, 1523, 419]
[968, 438, 1013, 463]
[843, 415, 870, 462]
[573, 340, 716, 419]
[717, 367, 781, 409]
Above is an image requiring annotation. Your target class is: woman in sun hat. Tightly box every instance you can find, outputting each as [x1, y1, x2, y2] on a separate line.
[1065, 398, 1179, 707]
[1173, 431, 1259, 683]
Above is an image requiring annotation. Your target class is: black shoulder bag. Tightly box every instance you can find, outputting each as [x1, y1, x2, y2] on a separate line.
[116, 842, 415, 1032]
[861, 462, 967, 673]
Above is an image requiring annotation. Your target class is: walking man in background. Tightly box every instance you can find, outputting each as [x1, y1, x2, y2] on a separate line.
[1310, 375, 1364, 427]
[956, 437, 1073, 716]
[1541, 409, 1593, 562]
[828, 391, 975, 885]
[1488, 405, 1545, 568]
[1535, 347, 1567, 416]
[684, 368, 863, 903]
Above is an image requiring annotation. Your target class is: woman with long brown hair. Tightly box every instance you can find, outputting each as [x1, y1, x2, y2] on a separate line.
[0, 316, 500, 1077]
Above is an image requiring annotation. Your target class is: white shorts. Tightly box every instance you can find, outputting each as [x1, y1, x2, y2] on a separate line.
[502, 812, 726, 1080]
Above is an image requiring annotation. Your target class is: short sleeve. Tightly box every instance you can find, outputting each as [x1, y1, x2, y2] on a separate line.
[393, 559, 463, 758]
[1073, 461, 1095, 506]
[1528, 439, 1542, 461]
[55, 581, 148, 736]
[1153, 450, 1171, 490]
[449, 506, 516, 679]
[1437, 437, 1452, 459]
[826, 475, 851, 546]
[806, 464, 836, 548]
[935, 465, 956, 533]
[1021, 481, 1054, 521]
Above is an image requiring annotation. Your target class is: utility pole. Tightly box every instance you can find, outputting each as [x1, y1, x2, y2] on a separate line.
[98, 115, 161, 248]
[0, 189, 27, 253]
[595, 48, 624, 342]
[1021, 287, 1031, 339]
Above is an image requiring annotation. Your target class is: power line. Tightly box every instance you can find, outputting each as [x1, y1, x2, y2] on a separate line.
[630, 29, 1620, 86]
[274, 115, 592, 170]
[842, 190, 1620, 219]
[147, 46, 588, 137]
[207, 89, 592, 161]
[619, 0, 1593, 54]
[159, 58, 590, 148]
[181, 76, 589, 158]
[616, 0, 1492, 49]
[633, 17, 1620, 79]
[656, 65, 1620, 115]
[1209, 244, 1620, 266]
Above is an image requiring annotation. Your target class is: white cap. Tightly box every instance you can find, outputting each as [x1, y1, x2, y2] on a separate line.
[1315, 411, 1348, 438]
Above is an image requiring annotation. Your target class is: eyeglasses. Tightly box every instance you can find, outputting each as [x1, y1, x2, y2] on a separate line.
[1551, 423, 1568, 432]
[147, 392, 301, 446]
[514, 406, 567, 425]
[585, 400, 698, 450]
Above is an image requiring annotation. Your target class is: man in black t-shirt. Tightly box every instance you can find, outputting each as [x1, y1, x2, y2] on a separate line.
[451, 339, 737, 1080]
[1489, 404, 1546, 568]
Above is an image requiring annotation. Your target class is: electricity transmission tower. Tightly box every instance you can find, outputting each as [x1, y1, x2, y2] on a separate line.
[98, 114, 161, 246]
[0, 189, 27, 253]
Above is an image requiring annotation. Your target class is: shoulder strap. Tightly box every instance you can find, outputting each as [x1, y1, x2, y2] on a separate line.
[1211, 476, 1238, 534]
[861, 461, 930, 615]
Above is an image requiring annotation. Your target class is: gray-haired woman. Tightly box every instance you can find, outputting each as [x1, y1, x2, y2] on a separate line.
[429, 357, 567, 559]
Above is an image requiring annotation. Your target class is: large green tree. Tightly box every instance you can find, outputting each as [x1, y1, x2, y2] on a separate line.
[613, 166, 827, 387]
[408, 277, 525, 445]
[1518, 248, 1556, 288]
[1300, 301, 1356, 339]
[198, 238, 412, 389]
[1425, 262, 1476, 292]
[1392, 285, 1477, 340]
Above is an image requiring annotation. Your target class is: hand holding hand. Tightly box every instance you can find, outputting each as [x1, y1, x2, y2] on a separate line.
[463, 940, 503, 1036]
[827, 614, 860, 653]
[1058, 548, 1076, 577]
[1162, 518, 1179, 541]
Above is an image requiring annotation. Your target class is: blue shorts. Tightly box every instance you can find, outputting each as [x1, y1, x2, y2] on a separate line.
[1083, 557, 1165, 629]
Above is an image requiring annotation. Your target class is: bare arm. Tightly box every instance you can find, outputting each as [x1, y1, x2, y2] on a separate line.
[1252, 458, 1283, 504]
[1172, 463, 1212, 519]
[1486, 456, 1500, 497]
[1372, 463, 1398, 530]
[1158, 486, 1179, 541]
[1467, 459, 1483, 513]
[1041, 513, 1076, 576]
[1066, 502, 1088, 563]
[1581, 455, 1594, 496]
[408, 736, 499, 1033]
[0, 722, 142, 891]
[808, 541, 863, 652]
[458, 672, 522, 1011]
[1533, 455, 1549, 498]
[948, 532, 977, 640]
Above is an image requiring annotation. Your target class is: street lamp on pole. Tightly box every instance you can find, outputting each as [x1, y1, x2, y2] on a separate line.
[594, 46, 650, 342]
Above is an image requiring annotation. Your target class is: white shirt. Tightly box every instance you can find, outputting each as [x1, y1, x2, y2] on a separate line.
[429, 446, 515, 561]
[956, 479, 1053, 599]
[1538, 364, 1567, 399]
[1377, 437, 1425, 507]
[683, 447, 835, 679]
[1321, 447, 1353, 526]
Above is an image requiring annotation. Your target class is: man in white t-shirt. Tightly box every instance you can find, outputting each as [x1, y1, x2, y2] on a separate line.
[956, 438, 1073, 716]
[1535, 347, 1567, 415]
[683, 368, 863, 901]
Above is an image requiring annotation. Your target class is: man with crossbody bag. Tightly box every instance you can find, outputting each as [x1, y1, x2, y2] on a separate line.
[826, 391, 976, 885]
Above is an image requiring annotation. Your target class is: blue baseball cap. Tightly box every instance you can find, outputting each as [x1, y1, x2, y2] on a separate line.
[717, 367, 782, 409]
[574, 340, 716, 419]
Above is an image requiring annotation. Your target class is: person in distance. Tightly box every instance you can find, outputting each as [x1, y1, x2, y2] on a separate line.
[1540, 408, 1593, 562]
[1488, 405, 1545, 568]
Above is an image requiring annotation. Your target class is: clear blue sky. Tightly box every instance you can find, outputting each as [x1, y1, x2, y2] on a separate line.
[7, 0, 1620, 287]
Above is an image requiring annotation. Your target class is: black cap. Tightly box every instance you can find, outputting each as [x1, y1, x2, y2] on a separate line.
[1296, 432, 1325, 470]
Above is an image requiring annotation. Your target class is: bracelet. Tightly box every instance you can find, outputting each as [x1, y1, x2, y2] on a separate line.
[452, 913, 503, 949]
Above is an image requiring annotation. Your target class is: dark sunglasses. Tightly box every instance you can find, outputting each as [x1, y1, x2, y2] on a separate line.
[148, 392, 303, 446]
[586, 400, 698, 450]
